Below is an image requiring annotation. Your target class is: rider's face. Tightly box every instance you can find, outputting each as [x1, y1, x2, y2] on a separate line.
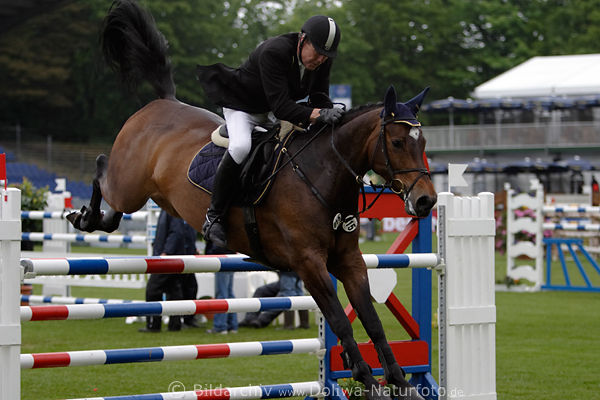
[300, 39, 328, 71]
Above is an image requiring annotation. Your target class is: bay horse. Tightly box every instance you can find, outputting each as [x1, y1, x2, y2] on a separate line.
[69, 1, 436, 399]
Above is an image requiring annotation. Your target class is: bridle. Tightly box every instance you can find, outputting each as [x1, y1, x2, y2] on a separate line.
[330, 114, 430, 214]
[376, 117, 431, 197]
[277, 110, 431, 229]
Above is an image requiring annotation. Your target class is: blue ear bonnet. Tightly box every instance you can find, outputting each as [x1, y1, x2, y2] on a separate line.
[381, 86, 430, 127]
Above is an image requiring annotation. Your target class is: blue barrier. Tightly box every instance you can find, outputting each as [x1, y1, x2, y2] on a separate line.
[542, 238, 600, 292]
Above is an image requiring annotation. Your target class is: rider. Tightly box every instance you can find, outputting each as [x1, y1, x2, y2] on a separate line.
[197, 15, 344, 248]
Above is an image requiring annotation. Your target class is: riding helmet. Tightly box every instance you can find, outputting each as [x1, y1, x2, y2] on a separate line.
[301, 15, 341, 58]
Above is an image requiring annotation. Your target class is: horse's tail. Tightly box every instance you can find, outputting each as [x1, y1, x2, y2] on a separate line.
[101, 0, 175, 99]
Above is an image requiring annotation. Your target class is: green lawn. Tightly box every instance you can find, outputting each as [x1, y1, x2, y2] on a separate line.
[20, 234, 600, 399]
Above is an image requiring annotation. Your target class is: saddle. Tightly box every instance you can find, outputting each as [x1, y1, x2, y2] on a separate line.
[187, 122, 299, 206]
[188, 122, 300, 262]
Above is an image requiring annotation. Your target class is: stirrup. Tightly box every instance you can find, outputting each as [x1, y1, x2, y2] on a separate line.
[202, 214, 218, 236]
[202, 214, 227, 247]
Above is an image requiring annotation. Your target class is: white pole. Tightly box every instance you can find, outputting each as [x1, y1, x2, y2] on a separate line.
[0, 188, 22, 399]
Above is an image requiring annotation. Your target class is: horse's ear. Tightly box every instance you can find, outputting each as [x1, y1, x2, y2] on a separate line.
[404, 87, 430, 116]
[383, 85, 398, 117]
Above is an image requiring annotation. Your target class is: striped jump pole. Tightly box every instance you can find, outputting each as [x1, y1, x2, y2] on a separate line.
[542, 205, 600, 214]
[66, 381, 324, 400]
[21, 253, 440, 277]
[21, 296, 318, 322]
[21, 210, 148, 221]
[21, 338, 322, 369]
[542, 222, 600, 231]
[21, 294, 143, 305]
[21, 232, 147, 244]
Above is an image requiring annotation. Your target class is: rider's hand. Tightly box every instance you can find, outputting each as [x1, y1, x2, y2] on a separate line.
[316, 107, 345, 125]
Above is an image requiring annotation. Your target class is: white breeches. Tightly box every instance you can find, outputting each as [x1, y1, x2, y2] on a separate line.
[223, 108, 278, 164]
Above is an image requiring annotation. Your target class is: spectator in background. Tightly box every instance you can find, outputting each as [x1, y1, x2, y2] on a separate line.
[239, 271, 309, 330]
[139, 210, 199, 332]
[592, 175, 599, 206]
[205, 240, 238, 334]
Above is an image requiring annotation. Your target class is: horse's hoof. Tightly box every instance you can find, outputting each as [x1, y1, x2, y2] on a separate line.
[66, 210, 83, 230]
[365, 385, 392, 400]
[67, 205, 98, 232]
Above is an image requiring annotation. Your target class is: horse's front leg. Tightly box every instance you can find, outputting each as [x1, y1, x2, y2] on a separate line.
[333, 255, 425, 400]
[296, 254, 390, 400]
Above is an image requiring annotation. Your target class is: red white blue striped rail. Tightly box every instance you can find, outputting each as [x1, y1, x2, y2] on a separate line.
[543, 222, 600, 231]
[21, 210, 148, 221]
[542, 205, 600, 214]
[65, 381, 323, 400]
[21, 338, 322, 369]
[22, 232, 147, 243]
[21, 253, 439, 276]
[21, 294, 142, 305]
[21, 297, 318, 321]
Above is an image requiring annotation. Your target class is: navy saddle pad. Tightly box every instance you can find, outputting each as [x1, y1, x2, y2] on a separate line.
[187, 142, 226, 194]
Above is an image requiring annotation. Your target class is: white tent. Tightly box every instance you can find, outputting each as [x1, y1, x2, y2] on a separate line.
[473, 54, 600, 99]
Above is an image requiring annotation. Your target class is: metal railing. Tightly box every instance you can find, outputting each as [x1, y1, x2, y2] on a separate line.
[424, 121, 600, 152]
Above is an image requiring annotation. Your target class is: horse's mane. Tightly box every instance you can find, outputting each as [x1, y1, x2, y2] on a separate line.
[339, 103, 382, 126]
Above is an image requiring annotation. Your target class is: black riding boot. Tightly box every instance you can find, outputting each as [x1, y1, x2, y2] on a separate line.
[202, 152, 241, 248]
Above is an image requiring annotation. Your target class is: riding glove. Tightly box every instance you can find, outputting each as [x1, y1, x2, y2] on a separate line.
[316, 107, 345, 125]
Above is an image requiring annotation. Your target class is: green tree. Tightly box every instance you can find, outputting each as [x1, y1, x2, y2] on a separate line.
[1, 0, 599, 144]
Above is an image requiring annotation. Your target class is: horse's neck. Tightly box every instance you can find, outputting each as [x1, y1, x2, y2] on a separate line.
[284, 111, 379, 212]
[333, 110, 379, 176]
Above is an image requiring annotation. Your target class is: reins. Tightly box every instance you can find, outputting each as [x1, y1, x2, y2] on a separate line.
[264, 111, 431, 231]
[329, 124, 388, 215]
[329, 116, 430, 215]
[256, 123, 328, 186]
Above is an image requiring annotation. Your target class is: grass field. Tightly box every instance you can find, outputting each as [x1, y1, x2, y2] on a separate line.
[20, 237, 600, 399]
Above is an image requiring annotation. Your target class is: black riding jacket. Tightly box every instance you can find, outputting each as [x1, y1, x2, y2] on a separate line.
[197, 33, 332, 128]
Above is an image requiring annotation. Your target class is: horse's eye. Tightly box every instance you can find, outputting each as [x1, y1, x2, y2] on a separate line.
[392, 139, 405, 148]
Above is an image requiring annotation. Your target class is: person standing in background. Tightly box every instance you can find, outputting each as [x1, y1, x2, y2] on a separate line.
[139, 210, 199, 332]
[205, 240, 238, 334]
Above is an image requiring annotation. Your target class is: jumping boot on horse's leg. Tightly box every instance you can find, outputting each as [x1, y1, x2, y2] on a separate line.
[98, 209, 124, 233]
[202, 152, 241, 248]
[67, 179, 103, 232]
[67, 154, 110, 232]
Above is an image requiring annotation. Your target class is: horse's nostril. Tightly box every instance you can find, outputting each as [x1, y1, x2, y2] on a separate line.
[416, 195, 437, 216]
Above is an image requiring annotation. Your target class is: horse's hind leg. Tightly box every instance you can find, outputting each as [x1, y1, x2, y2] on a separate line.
[296, 259, 390, 400]
[340, 269, 425, 400]
[67, 155, 123, 233]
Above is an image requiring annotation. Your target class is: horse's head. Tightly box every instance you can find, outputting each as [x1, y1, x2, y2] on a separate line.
[370, 86, 437, 217]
